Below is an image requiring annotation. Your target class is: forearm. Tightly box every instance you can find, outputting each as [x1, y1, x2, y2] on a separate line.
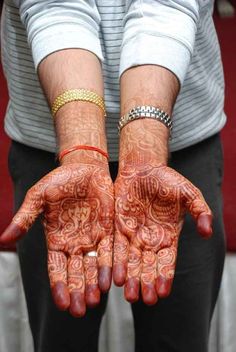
[18, 1, 106, 163]
[119, 65, 179, 166]
[119, 0, 201, 167]
[38, 49, 107, 164]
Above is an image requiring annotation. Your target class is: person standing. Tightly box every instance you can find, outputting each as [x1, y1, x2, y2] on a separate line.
[1, 1, 225, 351]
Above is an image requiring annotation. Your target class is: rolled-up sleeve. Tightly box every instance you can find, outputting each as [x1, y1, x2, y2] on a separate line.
[18, 0, 103, 69]
[120, 0, 201, 85]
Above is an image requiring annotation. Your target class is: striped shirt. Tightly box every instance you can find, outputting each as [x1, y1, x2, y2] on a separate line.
[1, 0, 226, 161]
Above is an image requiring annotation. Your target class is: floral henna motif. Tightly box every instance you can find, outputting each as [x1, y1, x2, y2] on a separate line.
[115, 69, 212, 305]
[67, 254, 86, 317]
[113, 232, 129, 286]
[127, 246, 142, 280]
[97, 235, 113, 268]
[84, 256, 100, 308]
[84, 256, 98, 286]
[141, 250, 158, 304]
[67, 255, 85, 292]
[114, 163, 212, 304]
[48, 250, 67, 285]
[113, 114, 213, 304]
[1, 162, 114, 317]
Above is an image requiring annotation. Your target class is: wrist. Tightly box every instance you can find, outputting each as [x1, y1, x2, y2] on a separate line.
[119, 119, 169, 168]
[56, 102, 106, 146]
[59, 146, 109, 166]
[54, 101, 108, 165]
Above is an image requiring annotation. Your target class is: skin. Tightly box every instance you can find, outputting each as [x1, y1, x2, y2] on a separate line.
[0, 49, 114, 317]
[0, 52, 213, 315]
[113, 65, 213, 305]
[1, 161, 114, 316]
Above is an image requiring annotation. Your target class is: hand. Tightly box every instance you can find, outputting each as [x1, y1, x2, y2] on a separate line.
[0, 161, 114, 317]
[113, 163, 212, 305]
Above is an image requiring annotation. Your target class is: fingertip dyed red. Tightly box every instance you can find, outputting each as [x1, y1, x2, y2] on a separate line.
[98, 266, 112, 292]
[124, 278, 139, 303]
[197, 213, 213, 238]
[199, 226, 213, 239]
[52, 282, 70, 311]
[69, 291, 86, 318]
[0, 222, 25, 244]
[156, 276, 173, 298]
[113, 264, 126, 287]
[85, 284, 101, 308]
[141, 283, 158, 306]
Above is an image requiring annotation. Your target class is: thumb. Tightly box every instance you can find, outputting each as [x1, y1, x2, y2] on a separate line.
[196, 212, 213, 238]
[0, 222, 25, 244]
[0, 184, 44, 244]
[182, 184, 213, 238]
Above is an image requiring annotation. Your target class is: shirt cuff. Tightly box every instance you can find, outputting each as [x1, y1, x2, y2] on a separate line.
[119, 33, 192, 86]
[31, 23, 104, 70]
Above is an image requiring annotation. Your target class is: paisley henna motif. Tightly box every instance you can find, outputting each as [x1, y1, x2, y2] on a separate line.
[68, 254, 85, 292]
[84, 256, 98, 285]
[114, 119, 213, 305]
[1, 162, 114, 317]
[84, 255, 100, 308]
[114, 163, 212, 304]
[48, 250, 67, 285]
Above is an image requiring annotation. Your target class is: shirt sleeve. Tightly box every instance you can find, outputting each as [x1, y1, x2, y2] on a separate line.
[18, 0, 103, 69]
[120, 0, 202, 85]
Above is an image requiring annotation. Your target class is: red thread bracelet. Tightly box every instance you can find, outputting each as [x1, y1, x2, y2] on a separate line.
[58, 145, 109, 162]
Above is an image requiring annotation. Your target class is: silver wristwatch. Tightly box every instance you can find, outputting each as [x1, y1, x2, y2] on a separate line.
[118, 105, 173, 135]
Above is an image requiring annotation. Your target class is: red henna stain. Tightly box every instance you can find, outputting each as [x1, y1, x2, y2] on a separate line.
[114, 116, 212, 306]
[85, 284, 101, 308]
[113, 264, 127, 286]
[98, 266, 112, 292]
[155, 276, 173, 298]
[141, 283, 158, 306]
[97, 235, 113, 269]
[3, 126, 114, 318]
[84, 256, 98, 286]
[70, 291, 86, 318]
[0, 222, 26, 244]
[124, 278, 140, 303]
[52, 281, 70, 311]
[48, 250, 67, 288]
[197, 213, 213, 238]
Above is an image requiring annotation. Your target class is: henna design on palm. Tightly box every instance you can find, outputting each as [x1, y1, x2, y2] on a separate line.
[0, 163, 114, 317]
[113, 164, 212, 305]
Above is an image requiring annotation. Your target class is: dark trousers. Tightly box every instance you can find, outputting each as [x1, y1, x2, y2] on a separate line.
[8, 133, 225, 352]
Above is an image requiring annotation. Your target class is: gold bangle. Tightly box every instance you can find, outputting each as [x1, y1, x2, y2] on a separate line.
[51, 89, 106, 117]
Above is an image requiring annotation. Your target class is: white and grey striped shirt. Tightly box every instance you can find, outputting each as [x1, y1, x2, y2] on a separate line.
[1, 0, 226, 161]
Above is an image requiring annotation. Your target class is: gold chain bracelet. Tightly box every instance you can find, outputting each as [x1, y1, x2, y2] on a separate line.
[51, 89, 106, 117]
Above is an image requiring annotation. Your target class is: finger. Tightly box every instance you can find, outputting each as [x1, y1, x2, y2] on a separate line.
[156, 245, 177, 298]
[113, 229, 129, 287]
[124, 245, 141, 303]
[84, 255, 100, 308]
[0, 185, 44, 244]
[182, 184, 213, 238]
[91, 195, 114, 292]
[97, 234, 113, 292]
[141, 250, 158, 305]
[197, 213, 213, 238]
[48, 250, 70, 311]
[0, 222, 26, 245]
[68, 254, 86, 317]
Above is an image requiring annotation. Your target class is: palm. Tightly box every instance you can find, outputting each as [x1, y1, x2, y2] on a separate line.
[114, 164, 212, 305]
[43, 165, 113, 254]
[1, 163, 114, 317]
